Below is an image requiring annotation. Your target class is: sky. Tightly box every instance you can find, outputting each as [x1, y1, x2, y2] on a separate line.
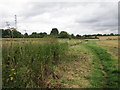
[0, 0, 118, 35]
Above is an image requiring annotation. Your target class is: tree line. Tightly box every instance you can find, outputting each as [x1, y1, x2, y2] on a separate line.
[1, 28, 119, 39]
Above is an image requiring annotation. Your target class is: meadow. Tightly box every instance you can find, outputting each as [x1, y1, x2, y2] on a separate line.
[2, 36, 119, 88]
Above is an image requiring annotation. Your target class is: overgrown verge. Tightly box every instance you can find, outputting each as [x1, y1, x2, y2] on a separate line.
[81, 41, 119, 88]
[2, 39, 68, 88]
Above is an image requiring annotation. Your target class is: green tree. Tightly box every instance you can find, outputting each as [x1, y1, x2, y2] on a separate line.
[2, 29, 12, 38]
[59, 31, 69, 38]
[97, 34, 102, 36]
[71, 34, 75, 38]
[30, 32, 38, 38]
[103, 34, 107, 36]
[12, 29, 22, 38]
[50, 28, 59, 35]
[110, 33, 114, 36]
[76, 34, 81, 39]
[24, 33, 29, 38]
[38, 32, 47, 38]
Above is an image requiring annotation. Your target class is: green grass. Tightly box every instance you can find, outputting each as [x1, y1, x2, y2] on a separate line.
[80, 41, 119, 88]
[2, 39, 68, 88]
[2, 39, 119, 88]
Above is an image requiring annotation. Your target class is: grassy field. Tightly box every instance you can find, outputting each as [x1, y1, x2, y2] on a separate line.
[2, 37, 119, 88]
[98, 36, 118, 40]
[97, 40, 118, 47]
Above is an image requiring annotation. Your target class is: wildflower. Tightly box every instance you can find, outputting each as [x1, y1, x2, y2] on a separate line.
[10, 77, 13, 80]
[13, 72, 16, 75]
[11, 69, 15, 71]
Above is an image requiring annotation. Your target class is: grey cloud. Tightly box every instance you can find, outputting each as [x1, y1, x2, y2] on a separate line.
[21, 2, 93, 18]
[75, 2, 117, 32]
[21, 2, 70, 18]
[0, 1, 118, 34]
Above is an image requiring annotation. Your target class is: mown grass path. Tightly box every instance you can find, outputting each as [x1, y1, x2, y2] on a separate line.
[80, 41, 119, 88]
[49, 40, 119, 88]
[49, 43, 93, 88]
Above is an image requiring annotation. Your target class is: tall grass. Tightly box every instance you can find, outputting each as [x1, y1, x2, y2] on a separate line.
[2, 38, 68, 88]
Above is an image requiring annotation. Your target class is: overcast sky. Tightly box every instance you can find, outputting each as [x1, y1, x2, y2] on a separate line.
[0, 0, 118, 35]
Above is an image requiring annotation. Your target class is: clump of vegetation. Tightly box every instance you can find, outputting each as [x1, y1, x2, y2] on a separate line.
[2, 39, 68, 88]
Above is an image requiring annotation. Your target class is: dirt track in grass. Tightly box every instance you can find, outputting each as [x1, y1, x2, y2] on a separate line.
[48, 45, 93, 88]
[47, 40, 118, 88]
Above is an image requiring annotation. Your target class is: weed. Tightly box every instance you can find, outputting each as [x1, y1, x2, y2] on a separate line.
[2, 38, 68, 88]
